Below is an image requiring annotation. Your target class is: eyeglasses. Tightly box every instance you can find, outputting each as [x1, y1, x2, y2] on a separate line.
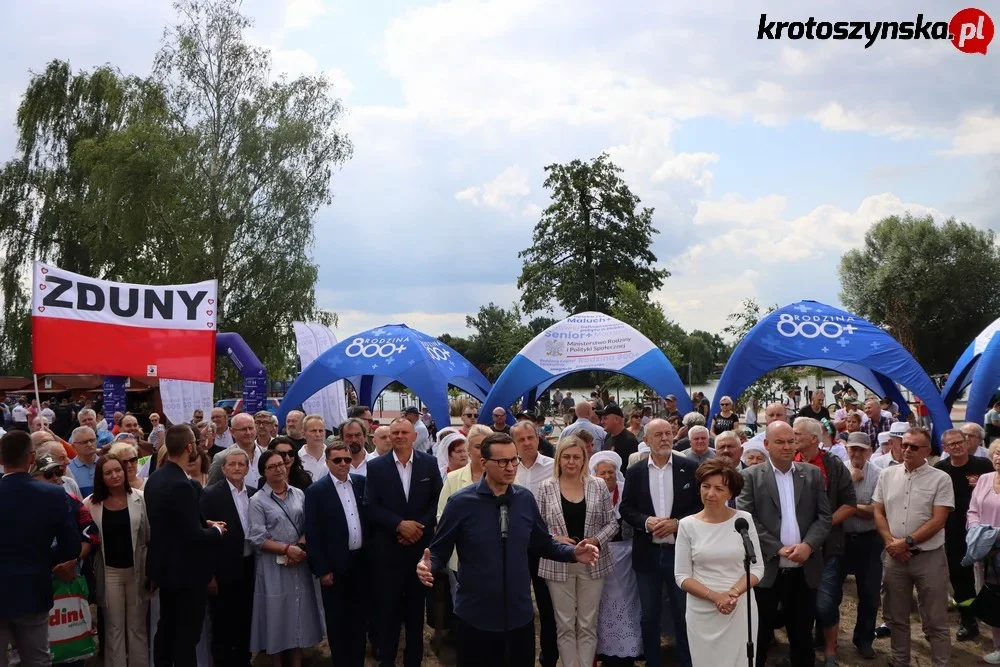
[488, 456, 522, 469]
[264, 463, 285, 472]
[276, 451, 294, 459]
[329, 457, 351, 465]
[121, 457, 138, 465]
[902, 443, 926, 452]
[944, 440, 966, 449]
[76, 438, 97, 445]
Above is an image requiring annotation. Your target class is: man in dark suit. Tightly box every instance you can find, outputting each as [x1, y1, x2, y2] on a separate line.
[200, 446, 257, 667]
[620, 418, 702, 667]
[145, 424, 227, 667]
[0, 430, 81, 664]
[364, 417, 443, 667]
[305, 439, 369, 667]
[739, 421, 832, 667]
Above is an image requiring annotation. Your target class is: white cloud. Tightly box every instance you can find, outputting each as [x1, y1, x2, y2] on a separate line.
[454, 165, 530, 211]
[332, 310, 472, 339]
[944, 113, 1000, 157]
[281, 0, 329, 32]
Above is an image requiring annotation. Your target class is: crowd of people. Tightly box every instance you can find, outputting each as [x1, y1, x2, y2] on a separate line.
[2, 384, 1000, 667]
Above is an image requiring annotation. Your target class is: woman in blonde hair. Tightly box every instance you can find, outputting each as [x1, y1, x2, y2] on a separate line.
[537, 436, 617, 667]
[107, 441, 146, 491]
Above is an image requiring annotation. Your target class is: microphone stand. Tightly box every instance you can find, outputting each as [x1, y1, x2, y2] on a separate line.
[499, 496, 510, 667]
[744, 551, 754, 667]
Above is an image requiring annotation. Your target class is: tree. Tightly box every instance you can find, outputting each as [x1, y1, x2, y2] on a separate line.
[723, 298, 799, 408]
[0, 0, 351, 379]
[464, 303, 533, 381]
[517, 153, 668, 315]
[840, 214, 1000, 373]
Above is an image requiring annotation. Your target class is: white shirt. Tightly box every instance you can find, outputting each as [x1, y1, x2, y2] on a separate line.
[647, 455, 675, 545]
[298, 444, 328, 484]
[824, 443, 850, 463]
[350, 456, 368, 478]
[215, 429, 234, 450]
[514, 454, 555, 499]
[11, 405, 27, 423]
[331, 473, 364, 550]
[772, 462, 802, 568]
[227, 480, 252, 557]
[242, 446, 264, 489]
[41, 408, 56, 424]
[393, 450, 413, 501]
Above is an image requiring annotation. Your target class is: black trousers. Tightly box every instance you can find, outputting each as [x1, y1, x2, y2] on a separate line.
[322, 550, 369, 667]
[946, 534, 977, 607]
[755, 568, 817, 667]
[454, 616, 535, 667]
[208, 556, 255, 667]
[376, 560, 427, 667]
[155, 585, 209, 667]
[527, 549, 559, 667]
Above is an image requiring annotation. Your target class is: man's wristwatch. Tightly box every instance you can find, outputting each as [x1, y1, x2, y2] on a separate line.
[904, 535, 915, 547]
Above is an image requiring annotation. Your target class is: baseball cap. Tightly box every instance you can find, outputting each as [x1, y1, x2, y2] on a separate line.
[665, 394, 677, 401]
[846, 432, 872, 449]
[31, 454, 63, 475]
[889, 422, 909, 438]
[598, 405, 624, 418]
[402, 406, 420, 416]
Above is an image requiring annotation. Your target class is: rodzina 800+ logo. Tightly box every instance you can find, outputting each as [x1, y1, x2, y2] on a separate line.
[757, 8, 994, 54]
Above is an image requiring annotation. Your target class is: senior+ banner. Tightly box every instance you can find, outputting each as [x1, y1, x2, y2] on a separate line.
[32, 262, 218, 382]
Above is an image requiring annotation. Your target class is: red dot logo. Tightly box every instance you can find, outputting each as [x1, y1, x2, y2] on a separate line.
[950, 8, 994, 54]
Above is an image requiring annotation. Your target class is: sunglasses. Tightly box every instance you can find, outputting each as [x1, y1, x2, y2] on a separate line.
[43, 467, 65, 480]
[464, 413, 478, 418]
[276, 450, 294, 459]
[121, 457, 138, 465]
[329, 457, 351, 465]
[902, 443, 927, 452]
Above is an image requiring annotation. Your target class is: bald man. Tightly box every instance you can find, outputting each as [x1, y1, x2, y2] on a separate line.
[745, 402, 789, 448]
[561, 401, 606, 452]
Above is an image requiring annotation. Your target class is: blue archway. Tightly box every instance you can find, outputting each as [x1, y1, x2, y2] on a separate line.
[941, 316, 1000, 423]
[712, 300, 951, 449]
[277, 324, 491, 429]
[480, 312, 692, 423]
[217, 332, 267, 413]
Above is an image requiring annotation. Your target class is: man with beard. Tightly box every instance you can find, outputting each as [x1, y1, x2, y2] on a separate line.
[340, 418, 370, 477]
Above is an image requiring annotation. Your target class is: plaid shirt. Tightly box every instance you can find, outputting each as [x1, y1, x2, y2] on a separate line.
[862, 415, 891, 444]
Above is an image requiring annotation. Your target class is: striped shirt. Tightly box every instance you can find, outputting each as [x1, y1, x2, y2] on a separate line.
[843, 460, 881, 534]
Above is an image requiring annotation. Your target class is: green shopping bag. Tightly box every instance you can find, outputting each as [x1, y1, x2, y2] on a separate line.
[48, 575, 96, 664]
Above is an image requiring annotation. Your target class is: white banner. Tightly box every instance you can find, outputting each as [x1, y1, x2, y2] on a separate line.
[159, 378, 214, 427]
[520, 312, 656, 375]
[293, 322, 348, 429]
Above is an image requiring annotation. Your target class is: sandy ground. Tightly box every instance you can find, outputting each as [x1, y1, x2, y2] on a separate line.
[242, 576, 994, 666]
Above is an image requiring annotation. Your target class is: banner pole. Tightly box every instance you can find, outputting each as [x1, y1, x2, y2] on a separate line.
[33, 373, 42, 411]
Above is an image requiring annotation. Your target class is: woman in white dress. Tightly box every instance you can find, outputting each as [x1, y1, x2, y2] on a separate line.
[675, 459, 765, 667]
[590, 451, 642, 666]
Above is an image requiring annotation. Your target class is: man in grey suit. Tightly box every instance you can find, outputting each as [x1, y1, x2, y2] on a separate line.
[738, 421, 832, 667]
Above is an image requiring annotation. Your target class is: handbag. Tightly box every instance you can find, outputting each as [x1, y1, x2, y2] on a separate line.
[48, 574, 96, 664]
[971, 553, 1000, 627]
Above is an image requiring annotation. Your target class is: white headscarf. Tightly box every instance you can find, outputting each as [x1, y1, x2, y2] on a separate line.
[589, 450, 626, 518]
[435, 431, 467, 479]
[741, 441, 769, 466]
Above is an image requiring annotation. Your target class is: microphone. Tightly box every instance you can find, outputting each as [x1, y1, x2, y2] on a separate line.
[734, 517, 757, 564]
[498, 494, 510, 540]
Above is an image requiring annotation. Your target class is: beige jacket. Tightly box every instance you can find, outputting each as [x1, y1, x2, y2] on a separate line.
[85, 489, 151, 607]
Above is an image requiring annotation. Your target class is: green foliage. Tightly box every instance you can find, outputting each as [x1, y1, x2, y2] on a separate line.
[0, 0, 351, 381]
[840, 214, 1000, 373]
[517, 153, 668, 315]
[464, 303, 534, 381]
[723, 298, 799, 408]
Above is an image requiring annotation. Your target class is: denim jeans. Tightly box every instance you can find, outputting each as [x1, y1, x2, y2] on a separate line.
[815, 556, 842, 628]
[634, 545, 691, 667]
[838, 531, 883, 648]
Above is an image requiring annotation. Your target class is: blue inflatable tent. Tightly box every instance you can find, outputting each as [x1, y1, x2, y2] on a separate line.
[479, 312, 692, 424]
[941, 316, 1000, 424]
[711, 300, 951, 448]
[277, 324, 491, 429]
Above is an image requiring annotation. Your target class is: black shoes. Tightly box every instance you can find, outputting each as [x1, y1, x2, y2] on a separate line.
[854, 643, 876, 659]
[957, 624, 980, 641]
[874, 624, 891, 638]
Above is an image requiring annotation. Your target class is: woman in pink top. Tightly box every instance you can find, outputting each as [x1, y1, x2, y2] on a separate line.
[967, 441, 1000, 664]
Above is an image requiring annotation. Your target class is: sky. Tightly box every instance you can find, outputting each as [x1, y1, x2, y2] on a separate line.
[2, 0, 998, 343]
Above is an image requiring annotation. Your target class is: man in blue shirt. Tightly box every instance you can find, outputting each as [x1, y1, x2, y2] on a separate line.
[418, 433, 599, 667]
[67, 426, 98, 498]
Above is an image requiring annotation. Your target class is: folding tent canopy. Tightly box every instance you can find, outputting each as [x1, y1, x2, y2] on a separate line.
[711, 300, 951, 448]
[941, 315, 1000, 423]
[277, 324, 491, 428]
[479, 312, 692, 424]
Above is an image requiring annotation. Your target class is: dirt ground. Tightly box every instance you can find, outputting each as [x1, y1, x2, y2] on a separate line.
[248, 576, 993, 666]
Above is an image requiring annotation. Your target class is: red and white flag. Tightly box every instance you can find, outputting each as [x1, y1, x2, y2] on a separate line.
[32, 262, 218, 382]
